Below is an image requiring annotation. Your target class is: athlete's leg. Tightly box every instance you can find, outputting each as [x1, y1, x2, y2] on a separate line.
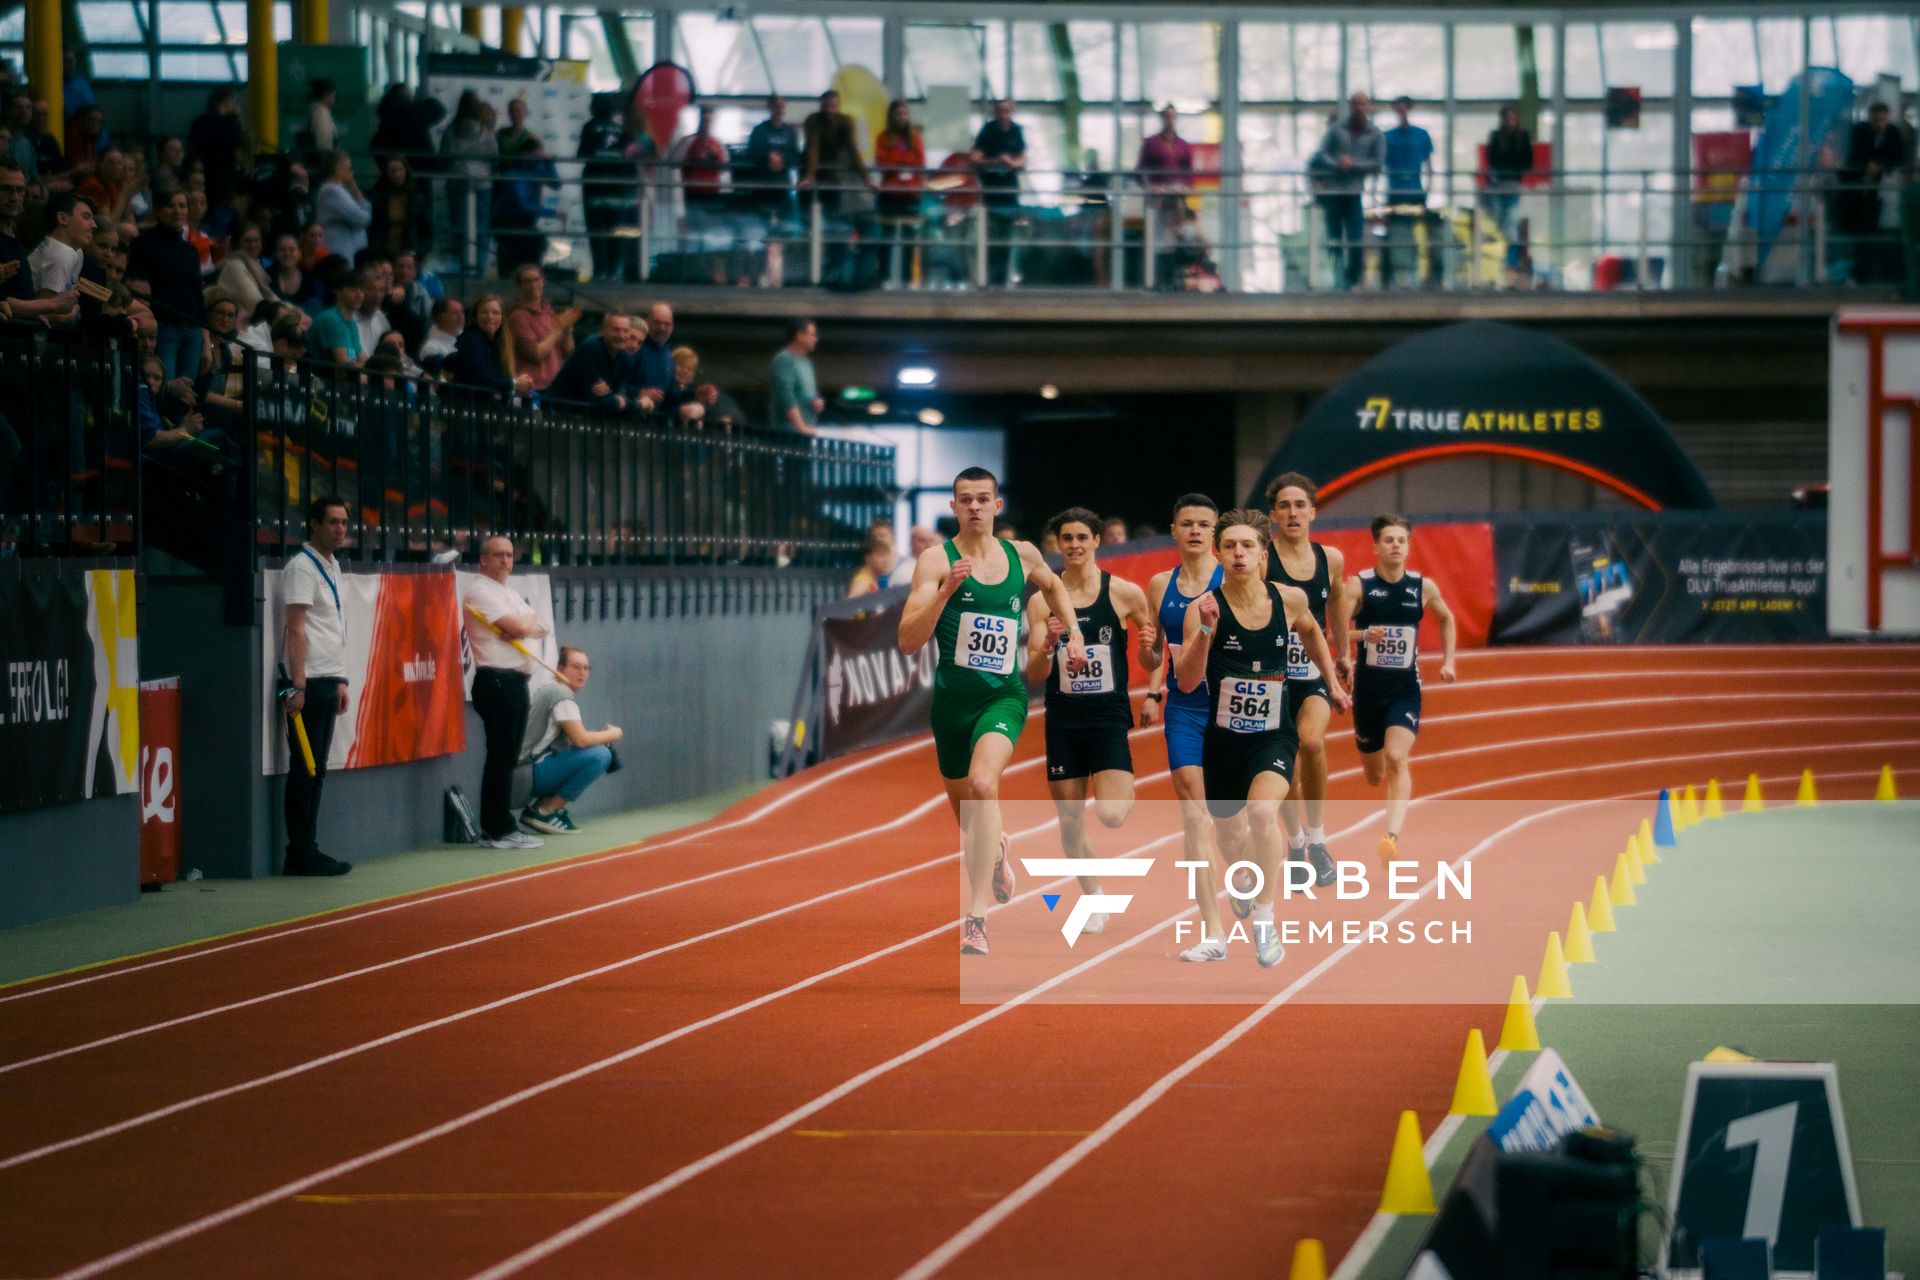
[1361, 748, 1386, 787]
[1245, 770, 1292, 966]
[1173, 765, 1225, 942]
[1380, 724, 1416, 840]
[1048, 774, 1101, 894]
[1089, 768, 1134, 829]
[1294, 695, 1332, 831]
[958, 731, 1017, 918]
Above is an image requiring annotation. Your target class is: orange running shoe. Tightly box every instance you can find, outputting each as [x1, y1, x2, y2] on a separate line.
[1376, 834, 1399, 864]
[991, 832, 1015, 904]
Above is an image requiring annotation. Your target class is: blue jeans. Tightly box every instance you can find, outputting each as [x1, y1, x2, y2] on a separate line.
[156, 324, 203, 385]
[1319, 194, 1365, 289]
[531, 744, 612, 805]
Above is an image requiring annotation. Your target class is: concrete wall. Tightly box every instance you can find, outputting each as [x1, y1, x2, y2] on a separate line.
[0, 795, 140, 929]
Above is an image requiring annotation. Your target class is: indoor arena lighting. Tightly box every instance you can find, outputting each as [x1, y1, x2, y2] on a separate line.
[897, 366, 939, 388]
[917, 408, 945, 426]
[1039, 384, 1060, 400]
[868, 401, 889, 415]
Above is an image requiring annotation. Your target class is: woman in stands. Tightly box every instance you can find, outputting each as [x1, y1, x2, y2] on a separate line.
[450, 293, 532, 400]
[368, 155, 434, 261]
[269, 232, 323, 314]
[211, 221, 272, 316]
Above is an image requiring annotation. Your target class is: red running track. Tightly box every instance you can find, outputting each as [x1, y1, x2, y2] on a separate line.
[0, 645, 1916, 1280]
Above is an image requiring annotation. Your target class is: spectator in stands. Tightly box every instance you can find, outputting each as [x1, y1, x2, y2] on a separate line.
[420, 296, 463, 371]
[451, 293, 530, 398]
[670, 106, 733, 284]
[578, 94, 634, 282]
[442, 92, 498, 273]
[847, 533, 895, 595]
[351, 251, 392, 355]
[464, 533, 552, 849]
[514, 644, 619, 837]
[547, 309, 636, 412]
[371, 83, 445, 172]
[1101, 515, 1128, 544]
[505, 263, 579, 393]
[61, 48, 99, 124]
[803, 89, 869, 217]
[1838, 102, 1909, 284]
[64, 105, 106, 172]
[497, 97, 536, 155]
[187, 87, 246, 209]
[3, 94, 35, 181]
[492, 129, 557, 276]
[385, 248, 432, 354]
[372, 328, 424, 380]
[75, 147, 140, 225]
[1312, 92, 1382, 290]
[243, 151, 312, 243]
[368, 155, 433, 260]
[743, 94, 800, 221]
[29, 192, 93, 306]
[0, 162, 76, 322]
[770, 316, 821, 436]
[139, 349, 236, 482]
[298, 221, 331, 274]
[669, 345, 719, 424]
[196, 294, 248, 427]
[970, 100, 1027, 285]
[1136, 104, 1194, 212]
[873, 100, 925, 275]
[152, 135, 186, 190]
[306, 268, 366, 366]
[29, 99, 62, 181]
[183, 189, 216, 272]
[316, 151, 373, 264]
[1381, 96, 1436, 288]
[886, 525, 938, 587]
[632, 301, 676, 413]
[210, 220, 271, 313]
[240, 297, 293, 351]
[306, 79, 339, 157]
[280, 495, 355, 876]
[1483, 104, 1532, 272]
[130, 189, 210, 379]
[269, 231, 322, 311]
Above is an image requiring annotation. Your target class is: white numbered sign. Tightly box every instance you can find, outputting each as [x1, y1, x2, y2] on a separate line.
[955, 611, 1017, 675]
[1367, 625, 1416, 670]
[1215, 676, 1284, 732]
[1061, 643, 1115, 695]
[1285, 630, 1314, 680]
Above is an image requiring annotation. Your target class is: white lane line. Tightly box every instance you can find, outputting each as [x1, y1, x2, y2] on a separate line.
[47, 832, 1186, 1280]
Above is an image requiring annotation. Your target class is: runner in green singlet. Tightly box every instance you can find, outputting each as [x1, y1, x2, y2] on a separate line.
[899, 467, 1087, 956]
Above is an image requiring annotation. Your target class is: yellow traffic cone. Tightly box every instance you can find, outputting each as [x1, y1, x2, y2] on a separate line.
[1537, 931, 1573, 999]
[1875, 765, 1898, 802]
[1379, 1110, 1437, 1215]
[1498, 975, 1540, 1051]
[1288, 1239, 1329, 1280]
[1626, 834, 1648, 885]
[1704, 778, 1725, 820]
[1589, 875, 1618, 932]
[1743, 773, 1764, 812]
[1611, 853, 1638, 908]
[1681, 784, 1701, 829]
[1796, 769, 1818, 807]
[1565, 900, 1597, 964]
[1450, 1028, 1498, 1116]
[1638, 817, 1660, 864]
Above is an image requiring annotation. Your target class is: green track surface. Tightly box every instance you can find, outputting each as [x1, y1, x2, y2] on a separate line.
[1359, 802, 1920, 1279]
[0, 783, 761, 989]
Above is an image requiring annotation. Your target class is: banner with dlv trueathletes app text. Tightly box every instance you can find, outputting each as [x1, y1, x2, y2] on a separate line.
[259, 568, 468, 776]
[0, 569, 140, 813]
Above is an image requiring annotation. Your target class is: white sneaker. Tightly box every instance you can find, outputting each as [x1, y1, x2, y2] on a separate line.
[1180, 938, 1228, 963]
[483, 831, 544, 849]
[1080, 910, 1108, 936]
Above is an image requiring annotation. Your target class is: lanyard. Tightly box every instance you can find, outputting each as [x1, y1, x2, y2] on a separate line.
[299, 546, 341, 618]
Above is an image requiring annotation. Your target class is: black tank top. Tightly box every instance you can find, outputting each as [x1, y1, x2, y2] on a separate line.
[1266, 541, 1331, 681]
[1353, 568, 1424, 691]
[1205, 582, 1291, 735]
[1045, 571, 1130, 723]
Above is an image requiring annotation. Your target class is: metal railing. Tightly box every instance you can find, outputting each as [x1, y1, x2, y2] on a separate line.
[241, 355, 896, 570]
[0, 324, 142, 559]
[329, 150, 1914, 296]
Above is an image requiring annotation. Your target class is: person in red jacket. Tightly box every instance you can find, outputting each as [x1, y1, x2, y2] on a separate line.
[873, 100, 924, 284]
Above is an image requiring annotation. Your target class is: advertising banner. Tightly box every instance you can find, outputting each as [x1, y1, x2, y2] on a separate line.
[817, 591, 938, 762]
[1493, 517, 1827, 644]
[260, 568, 468, 775]
[0, 568, 141, 813]
[138, 679, 181, 885]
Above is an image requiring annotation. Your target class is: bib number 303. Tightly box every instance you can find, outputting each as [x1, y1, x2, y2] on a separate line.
[1368, 625, 1416, 670]
[1216, 677, 1283, 733]
[956, 611, 1016, 675]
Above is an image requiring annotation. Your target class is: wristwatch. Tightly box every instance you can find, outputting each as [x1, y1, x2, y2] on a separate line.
[1145, 692, 1165, 703]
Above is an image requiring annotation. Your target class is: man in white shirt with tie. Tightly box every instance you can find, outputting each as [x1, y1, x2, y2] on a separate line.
[280, 497, 354, 876]
[464, 535, 552, 848]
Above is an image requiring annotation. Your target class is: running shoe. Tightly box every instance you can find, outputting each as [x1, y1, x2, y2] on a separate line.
[548, 809, 582, 834]
[1287, 839, 1307, 863]
[482, 831, 544, 850]
[991, 833, 1015, 904]
[1307, 842, 1335, 888]
[519, 806, 566, 835]
[1180, 938, 1228, 963]
[961, 915, 990, 955]
[1376, 834, 1399, 865]
[1229, 864, 1257, 919]
[1255, 918, 1285, 968]
[1081, 910, 1108, 936]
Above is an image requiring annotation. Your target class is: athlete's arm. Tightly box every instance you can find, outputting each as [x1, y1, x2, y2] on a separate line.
[897, 546, 963, 655]
[1118, 579, 1160, 671]
[1023, 592, 1058, 685]
[1324, 544, 1352, 684]
[1341, 573, 1370, 672]
[1286, 588, 1351, 713]
[1174, 591, 1215, 695]
[1140, 571, 1172, 725]
[1424, 577, 1459, 683]
[1020, 542, 1087, 675]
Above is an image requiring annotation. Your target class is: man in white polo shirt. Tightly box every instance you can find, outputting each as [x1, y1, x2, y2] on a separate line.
[464, 534, 552, 849]
[279, 496, 353, 876]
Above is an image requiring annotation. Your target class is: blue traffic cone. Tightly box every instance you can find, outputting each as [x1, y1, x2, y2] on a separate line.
[1654, 789, 1678, 847]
